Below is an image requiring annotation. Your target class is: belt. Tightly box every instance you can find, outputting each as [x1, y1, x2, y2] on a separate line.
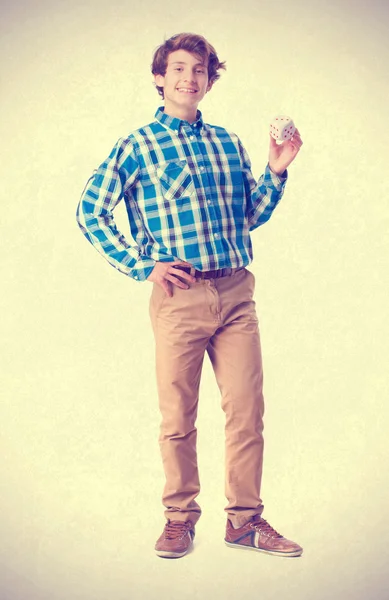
[172, 265, 242, 280]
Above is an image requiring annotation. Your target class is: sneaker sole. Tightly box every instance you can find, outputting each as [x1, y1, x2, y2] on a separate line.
[225, 540, 302, 557]
[155, 537, 194, 559]
[155, 548, 190, 558]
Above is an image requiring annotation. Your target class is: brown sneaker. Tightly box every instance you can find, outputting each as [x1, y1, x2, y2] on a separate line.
[155, 519, 195, 558]
[225, 515, 303, 557]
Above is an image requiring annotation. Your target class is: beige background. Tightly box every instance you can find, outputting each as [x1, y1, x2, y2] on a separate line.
[1, 0, 388, 598]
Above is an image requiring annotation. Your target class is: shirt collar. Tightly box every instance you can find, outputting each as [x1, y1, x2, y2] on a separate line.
[154, 106, 205, 132]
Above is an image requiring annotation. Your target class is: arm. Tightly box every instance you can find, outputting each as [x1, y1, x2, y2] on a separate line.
[237, 137, 288, 232]
[76, 138, 155, 282]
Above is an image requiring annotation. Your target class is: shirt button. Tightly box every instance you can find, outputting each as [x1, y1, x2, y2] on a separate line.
[207, 200, 212, 205]
[200, 166, 205, 171]
[189, 135, 194, 140]
[134, 275, 138, 280]
[214, 233, 219, 239]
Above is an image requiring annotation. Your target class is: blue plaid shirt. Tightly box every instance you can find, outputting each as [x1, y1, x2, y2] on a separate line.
[76, 106, 288, 281]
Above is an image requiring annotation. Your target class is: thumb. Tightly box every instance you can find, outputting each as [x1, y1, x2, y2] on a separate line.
[269, 134, 278, 148]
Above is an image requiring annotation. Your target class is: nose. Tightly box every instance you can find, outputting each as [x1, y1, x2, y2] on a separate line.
[183, 71, 196, 83]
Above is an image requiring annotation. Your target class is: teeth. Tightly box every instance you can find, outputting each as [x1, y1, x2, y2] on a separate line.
[178, 88, 196, 93]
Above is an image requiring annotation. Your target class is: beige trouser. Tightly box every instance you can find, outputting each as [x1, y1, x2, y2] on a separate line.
[149, 267, 265, 528]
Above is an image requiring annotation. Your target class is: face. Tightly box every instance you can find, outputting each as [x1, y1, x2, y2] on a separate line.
[154, 49, 213, 118]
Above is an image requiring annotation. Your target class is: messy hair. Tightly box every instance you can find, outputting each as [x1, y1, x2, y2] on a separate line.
[151, 32, 226, 98]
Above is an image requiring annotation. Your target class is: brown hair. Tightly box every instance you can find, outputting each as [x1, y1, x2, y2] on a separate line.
[151, 32, 226, 98]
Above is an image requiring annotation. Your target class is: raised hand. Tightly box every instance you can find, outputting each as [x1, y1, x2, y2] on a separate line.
[268, 128, 303, 176]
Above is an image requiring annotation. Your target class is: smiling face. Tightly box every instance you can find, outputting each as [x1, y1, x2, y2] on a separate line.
[154, 49, 213, 122]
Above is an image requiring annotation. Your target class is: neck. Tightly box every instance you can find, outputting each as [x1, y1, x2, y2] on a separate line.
[163, 102, 198, 124]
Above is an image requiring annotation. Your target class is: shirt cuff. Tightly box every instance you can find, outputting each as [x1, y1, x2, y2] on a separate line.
[129, 256, 156, 282]
[266, 163, 288, 189]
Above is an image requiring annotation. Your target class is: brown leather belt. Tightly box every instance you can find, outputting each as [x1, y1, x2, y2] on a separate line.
[172, 265, 242, 280]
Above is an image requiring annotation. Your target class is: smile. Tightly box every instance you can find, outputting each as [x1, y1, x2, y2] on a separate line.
[177, 88, 197, 93]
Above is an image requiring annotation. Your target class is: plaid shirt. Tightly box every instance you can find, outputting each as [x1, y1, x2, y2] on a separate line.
[76, 106, 288, 281]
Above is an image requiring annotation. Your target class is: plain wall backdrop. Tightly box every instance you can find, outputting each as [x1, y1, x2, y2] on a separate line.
[1, 0, 388, 599]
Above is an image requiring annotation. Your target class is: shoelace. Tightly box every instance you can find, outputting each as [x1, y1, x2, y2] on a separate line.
[164, 520, 191, 540]
[251, 517, 283, 538]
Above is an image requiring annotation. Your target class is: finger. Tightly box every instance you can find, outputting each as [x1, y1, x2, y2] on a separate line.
[166, 273, 191, 289]
[269, 134, 279, 147]
[290, 137, 302, 148]
[169, 264, 196, 282]
[289, 134, 303, 148]
[292, 129, 303, 142]
[170, 269, 196, 283]
[289, 142, 302, 154]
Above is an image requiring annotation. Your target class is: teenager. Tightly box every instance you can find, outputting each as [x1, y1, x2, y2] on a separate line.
[76, 32, 303, 559]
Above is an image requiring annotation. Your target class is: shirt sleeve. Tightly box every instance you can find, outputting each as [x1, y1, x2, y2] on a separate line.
[237, 137, 288, 232]
[76, 137, 155, 282]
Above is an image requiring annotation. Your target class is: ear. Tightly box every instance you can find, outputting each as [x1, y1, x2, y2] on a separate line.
[154, 73, 165, 88]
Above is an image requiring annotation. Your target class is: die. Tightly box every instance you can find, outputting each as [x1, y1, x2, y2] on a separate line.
[270, 115, 296, 142]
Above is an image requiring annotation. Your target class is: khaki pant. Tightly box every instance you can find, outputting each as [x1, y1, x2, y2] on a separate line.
[149, 267, 265, 527]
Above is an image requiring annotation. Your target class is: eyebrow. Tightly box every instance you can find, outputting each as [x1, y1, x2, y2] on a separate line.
[170, 61, 206, 67]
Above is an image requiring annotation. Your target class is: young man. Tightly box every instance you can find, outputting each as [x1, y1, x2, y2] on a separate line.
[76, 32, 303, 559]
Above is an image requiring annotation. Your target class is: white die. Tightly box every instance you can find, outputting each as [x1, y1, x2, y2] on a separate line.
[270, 115, 296, 142]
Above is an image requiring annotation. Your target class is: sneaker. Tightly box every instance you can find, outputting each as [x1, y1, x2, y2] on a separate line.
[225, 515, 303, 557]
[155, 519, 195, 558]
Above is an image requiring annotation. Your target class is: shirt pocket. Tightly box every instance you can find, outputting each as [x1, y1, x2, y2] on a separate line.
[156, 160, 195, 204]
